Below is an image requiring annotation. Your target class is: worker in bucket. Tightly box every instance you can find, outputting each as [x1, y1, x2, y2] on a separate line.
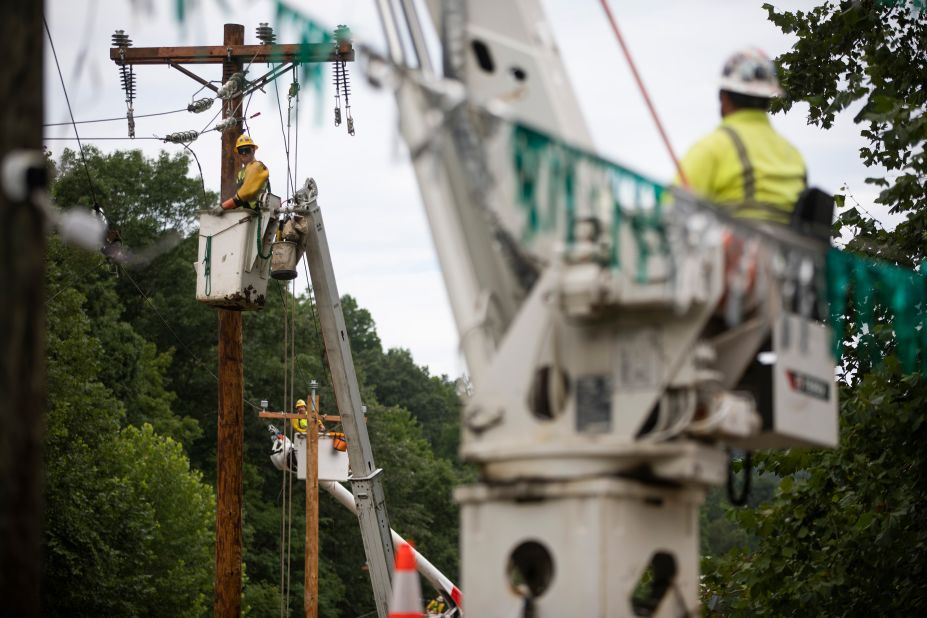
[292, 399, 309, 433]
[291, 398, 326, 434]
[212, 134, 270, 214]
[674, 48, 806, 225]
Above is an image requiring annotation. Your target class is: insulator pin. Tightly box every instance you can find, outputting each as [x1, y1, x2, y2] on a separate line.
[163, 130, 199, 144]
[187, 98, 214, 113]
[217, 72, 246, 99]
[214, 117, 241, 133]
[112, 30, 132, 48]
[120, 70, 137, 99]
[256, 23, 276, 45]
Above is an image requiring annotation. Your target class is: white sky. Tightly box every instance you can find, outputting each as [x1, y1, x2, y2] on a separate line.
[45, 0, 889, 378]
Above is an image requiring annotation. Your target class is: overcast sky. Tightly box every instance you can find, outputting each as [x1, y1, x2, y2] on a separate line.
[44, 0, 887, 378]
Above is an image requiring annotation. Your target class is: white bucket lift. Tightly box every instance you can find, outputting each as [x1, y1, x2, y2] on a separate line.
[194, 193, 281, 310]
[294, 434, 351, 482]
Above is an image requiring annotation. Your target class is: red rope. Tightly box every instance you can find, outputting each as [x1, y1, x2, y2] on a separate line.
[598, 0, 689, 188]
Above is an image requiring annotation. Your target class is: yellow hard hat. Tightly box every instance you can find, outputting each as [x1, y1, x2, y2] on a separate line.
[235, 134, 257, 150]
[293, 399, 308, 433]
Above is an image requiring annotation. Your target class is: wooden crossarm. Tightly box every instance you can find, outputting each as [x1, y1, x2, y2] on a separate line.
[257, 411, 348, 423]
[110, 43, 353, 65]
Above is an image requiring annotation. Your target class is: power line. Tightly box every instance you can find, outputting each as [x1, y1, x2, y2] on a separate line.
[303, 259, 336, 401]
[44, 16, 101, 210]
[43, 108, 187, 127]
[272, 68, 296, 199]
[43, 136, 163, 141]
[180, 143, 209, 204]
[292, 65, 300, 205]
[118, 263, 265, 412]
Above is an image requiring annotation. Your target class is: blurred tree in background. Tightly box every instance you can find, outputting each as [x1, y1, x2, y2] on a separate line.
[702, 3, 927, 614]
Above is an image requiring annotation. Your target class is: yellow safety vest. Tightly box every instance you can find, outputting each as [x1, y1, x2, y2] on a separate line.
[676, 109, 806, 224]
[235, 160, 270, 209]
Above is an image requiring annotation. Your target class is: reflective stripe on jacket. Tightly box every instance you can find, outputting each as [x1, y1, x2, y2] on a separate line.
[235, 160, 270, 209]
[676, 109, 806, 224]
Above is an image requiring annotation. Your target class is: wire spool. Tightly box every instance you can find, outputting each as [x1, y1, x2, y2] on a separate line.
[271, 240, 299, 280]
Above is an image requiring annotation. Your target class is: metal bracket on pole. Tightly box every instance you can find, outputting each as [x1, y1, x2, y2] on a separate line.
[350, 468, 384, 482]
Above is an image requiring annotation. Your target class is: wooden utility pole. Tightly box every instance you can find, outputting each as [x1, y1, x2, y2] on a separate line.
[0, 1, 45, 615]
[110, 25, 351, 617]
[306, 391, 320, 618]
[215, 24, 245, 618]
[259, 390, 329, 618]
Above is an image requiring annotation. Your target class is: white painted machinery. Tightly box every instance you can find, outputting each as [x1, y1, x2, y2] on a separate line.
[369, 1, 839, 616]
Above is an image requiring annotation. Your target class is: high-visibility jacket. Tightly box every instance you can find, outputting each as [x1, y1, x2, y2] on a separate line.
[234, 160, 270, 209]
[676, 109, 806, 224]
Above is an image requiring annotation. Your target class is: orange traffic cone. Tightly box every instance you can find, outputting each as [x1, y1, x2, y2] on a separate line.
[388, 542, 424, 618]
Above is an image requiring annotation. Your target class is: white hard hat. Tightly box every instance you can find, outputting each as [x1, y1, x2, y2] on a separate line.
[719, 48, 783, 99]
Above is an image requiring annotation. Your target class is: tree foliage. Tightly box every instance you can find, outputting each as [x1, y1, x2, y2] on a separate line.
[44, 237, 214, 616]
[768, 0, 927, 263]
[701, 3, 927, 614]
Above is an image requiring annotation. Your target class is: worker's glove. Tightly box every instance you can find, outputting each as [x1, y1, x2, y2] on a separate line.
[221, 197, 238, 210]
[209, 205, 226, 216]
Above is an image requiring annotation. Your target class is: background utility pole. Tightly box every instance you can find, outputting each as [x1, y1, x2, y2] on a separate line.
[215, 24, 245, 618]
[0, 1, 45, 615]
[109, 25, 351, 617]
[306, 390, 320, 618]
[259, 389, 337, 617]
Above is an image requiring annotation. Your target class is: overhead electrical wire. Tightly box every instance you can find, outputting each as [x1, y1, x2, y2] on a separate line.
[44, 22, 292, 419]
[180, 143, 209, 205]
[118, 263, 267, 412]
[44, 16, 102, 209]
[303, 260, 336, 402]
[43, 136, 163, 141]
[119, 263, 220, 385]
[43, 108, 187, 127]
[292, 65, 300, 204]
[272, 68, 297, 199]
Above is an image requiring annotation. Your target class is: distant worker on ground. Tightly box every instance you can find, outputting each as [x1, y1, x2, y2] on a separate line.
[212, 134, 270, 215]
[426, 596, 448, 616]
[675, 48, 806, 225]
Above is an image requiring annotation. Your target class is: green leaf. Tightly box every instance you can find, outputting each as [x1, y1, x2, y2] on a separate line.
[855, 511, 875, 531]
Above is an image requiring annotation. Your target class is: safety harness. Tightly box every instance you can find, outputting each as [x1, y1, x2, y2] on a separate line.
[720, 126, 804, 225]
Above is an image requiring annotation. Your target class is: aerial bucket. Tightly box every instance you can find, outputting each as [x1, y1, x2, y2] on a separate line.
[271, 240, 298, 280]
